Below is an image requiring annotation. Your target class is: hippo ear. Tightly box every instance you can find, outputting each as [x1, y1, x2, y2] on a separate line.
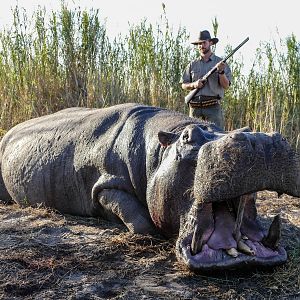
[158, 131, 177, 147]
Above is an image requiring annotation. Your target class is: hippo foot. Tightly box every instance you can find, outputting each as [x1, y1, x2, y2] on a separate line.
[176, 195, 287, 272]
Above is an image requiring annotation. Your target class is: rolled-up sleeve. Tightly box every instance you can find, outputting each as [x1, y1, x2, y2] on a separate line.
[180, 63, 192, 84]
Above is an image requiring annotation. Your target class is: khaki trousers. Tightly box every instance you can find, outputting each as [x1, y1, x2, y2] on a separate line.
[189, 104, 224, 130]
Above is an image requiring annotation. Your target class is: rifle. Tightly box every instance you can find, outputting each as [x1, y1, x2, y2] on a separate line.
[184, 37, 249, 105]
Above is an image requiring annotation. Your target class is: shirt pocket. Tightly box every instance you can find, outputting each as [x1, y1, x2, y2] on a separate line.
[190, 70, 202, 81]
[212, 71, 219, 80]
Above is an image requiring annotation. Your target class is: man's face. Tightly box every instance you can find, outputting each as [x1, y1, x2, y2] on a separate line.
[197, 40, 212, 55]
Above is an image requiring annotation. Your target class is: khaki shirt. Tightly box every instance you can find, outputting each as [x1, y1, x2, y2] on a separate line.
[181, 53, 232, 98]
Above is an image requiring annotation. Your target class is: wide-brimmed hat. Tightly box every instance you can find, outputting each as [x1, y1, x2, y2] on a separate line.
[191, 30, 219, 45]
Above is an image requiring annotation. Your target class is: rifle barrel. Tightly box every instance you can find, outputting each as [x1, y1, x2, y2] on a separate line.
[223, 37, 249, 62]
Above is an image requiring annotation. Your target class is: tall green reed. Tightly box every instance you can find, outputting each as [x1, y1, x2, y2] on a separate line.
[225, 34, 300, 150]
[0, 5, 298, 151]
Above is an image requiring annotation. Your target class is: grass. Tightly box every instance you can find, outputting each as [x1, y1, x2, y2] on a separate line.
[0, 4, 299, 152]
[225, 35, 300, 150]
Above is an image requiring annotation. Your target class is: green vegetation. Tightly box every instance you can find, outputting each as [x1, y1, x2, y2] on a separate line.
[225, 35, 300, 150]
[0, 5, 299, 151]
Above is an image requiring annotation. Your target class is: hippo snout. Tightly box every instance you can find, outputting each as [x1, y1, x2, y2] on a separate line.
[173, 130, 300, 271]
[194, 131, 300, 202]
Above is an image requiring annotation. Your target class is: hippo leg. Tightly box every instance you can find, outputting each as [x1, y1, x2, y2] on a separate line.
[97, 189, 156, 234]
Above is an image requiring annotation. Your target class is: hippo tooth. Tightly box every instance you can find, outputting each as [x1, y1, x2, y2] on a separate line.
[237, 240, 255, 256]
[233, 195, 247, 241]
[226, 248, 239, 258]
[191, 224, 202, 255]
[261, 214, 281, 250]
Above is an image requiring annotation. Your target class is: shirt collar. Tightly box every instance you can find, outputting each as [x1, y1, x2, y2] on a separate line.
[200, 53, 215, 62]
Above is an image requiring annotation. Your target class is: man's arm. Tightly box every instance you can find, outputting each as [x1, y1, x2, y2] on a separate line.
[181, 61, 205, 91]
[216, 61, 230, 90]
[218, 73, 230, 89]
[182, 79, 204, 91]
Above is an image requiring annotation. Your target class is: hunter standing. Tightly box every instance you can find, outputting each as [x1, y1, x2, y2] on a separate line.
[181, 30, 232, 129]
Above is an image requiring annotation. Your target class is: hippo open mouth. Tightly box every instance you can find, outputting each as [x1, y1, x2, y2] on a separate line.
[173, 130, 300, 271]
[177, 193, 286, 271]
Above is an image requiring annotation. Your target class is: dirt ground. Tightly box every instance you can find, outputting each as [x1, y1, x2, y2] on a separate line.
[0, 191, 299, 300]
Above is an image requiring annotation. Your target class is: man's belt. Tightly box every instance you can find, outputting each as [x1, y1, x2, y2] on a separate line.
[189, 95, 221, 108]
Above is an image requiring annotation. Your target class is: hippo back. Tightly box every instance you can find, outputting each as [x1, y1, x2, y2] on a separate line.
[0, 103, 200, 216]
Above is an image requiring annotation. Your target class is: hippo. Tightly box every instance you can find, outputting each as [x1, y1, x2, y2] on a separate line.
[0, 103, 299, 272]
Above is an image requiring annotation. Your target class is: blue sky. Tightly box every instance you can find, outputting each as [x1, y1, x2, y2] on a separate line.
[0, 0, 298, 71]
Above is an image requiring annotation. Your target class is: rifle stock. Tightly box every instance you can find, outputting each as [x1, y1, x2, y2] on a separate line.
[184, 88, 199, 104]
[184, 37, 249, 105]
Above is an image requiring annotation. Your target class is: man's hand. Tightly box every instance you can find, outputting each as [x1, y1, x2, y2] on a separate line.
[192, 79, 205, 89]
[216, 61, 230, 89]
[216, 61, 226, 73]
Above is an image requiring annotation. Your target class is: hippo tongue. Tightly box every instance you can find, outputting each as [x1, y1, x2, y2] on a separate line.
[191, 194, 280, 255]
[192, 195, 266, 253]
[207, 202, 237, 250]
[205, 197, 264, 251]
[181, 196, 286, 271]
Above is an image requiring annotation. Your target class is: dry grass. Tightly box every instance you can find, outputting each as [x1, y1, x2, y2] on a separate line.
[0, 192, 299, 299]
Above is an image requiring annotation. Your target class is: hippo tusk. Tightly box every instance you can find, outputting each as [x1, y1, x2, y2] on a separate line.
[191, 224, 202, 255]
[233, 195, 248, 242]
[226, 247, 239, 258]
[261, 214, 281, 250]
[237, 240, 255, 255]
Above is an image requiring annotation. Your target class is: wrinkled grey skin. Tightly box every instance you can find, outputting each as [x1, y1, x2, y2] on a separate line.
[0, 103, 299, 272]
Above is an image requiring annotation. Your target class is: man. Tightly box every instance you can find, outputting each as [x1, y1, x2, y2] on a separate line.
[181, 30, 232, 129]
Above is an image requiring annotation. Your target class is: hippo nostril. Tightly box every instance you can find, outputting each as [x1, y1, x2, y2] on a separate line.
[271, 132, 285, 144]
[230, 132, 248, 141]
